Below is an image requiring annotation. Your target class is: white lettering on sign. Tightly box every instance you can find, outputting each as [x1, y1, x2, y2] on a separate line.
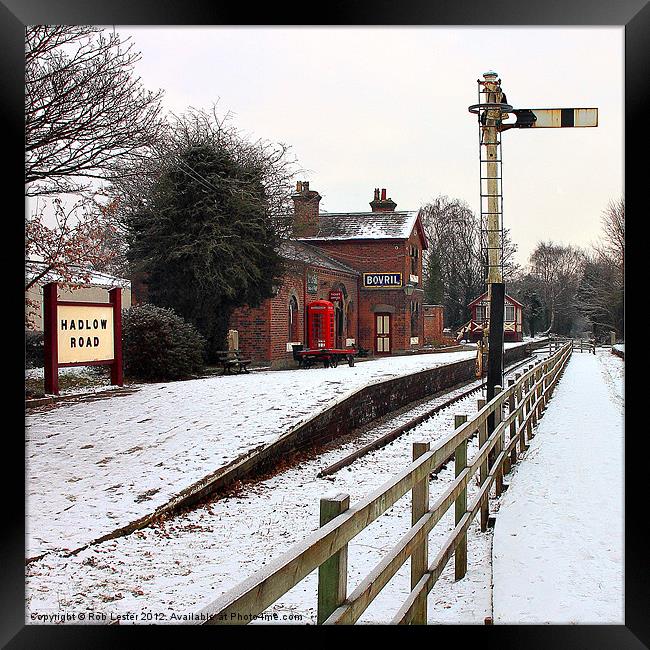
[57, 305, 114, 363]
[363, 273, 402, 289]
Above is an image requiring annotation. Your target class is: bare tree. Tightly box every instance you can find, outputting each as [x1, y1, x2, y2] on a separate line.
[420, 195, 519, 328]
[25, 25, 164, 197]
[25, 197, 122, 326]
[598, 197, 625, 270]
[577, 197, 624, 338]
[528, 241, 585, 335]
[25, 197, 119, 292]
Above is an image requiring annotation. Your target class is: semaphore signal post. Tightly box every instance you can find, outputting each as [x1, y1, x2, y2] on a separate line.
[468, 70, 597, 432]
[43, 282, 123, 395]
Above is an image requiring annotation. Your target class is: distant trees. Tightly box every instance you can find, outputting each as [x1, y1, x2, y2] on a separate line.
[420, 196, 482, 328]
[25, 25, 164, 197]
[118, 108, 296, 361]
[507, 197, 624, 339]
[577, 198, 624, 339]
[420, 195, 518, 329]
[527, 242, 585, 335]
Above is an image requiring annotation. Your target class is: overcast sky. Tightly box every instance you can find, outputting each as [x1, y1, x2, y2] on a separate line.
[117, 26, 623, 266]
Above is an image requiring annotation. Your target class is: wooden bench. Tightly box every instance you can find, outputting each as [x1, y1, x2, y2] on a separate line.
[215, 350, 252, 375]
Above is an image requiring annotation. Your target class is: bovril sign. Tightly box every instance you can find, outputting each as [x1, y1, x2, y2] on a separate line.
[57, 305, 115, 363]
[362, 272, 402, 289]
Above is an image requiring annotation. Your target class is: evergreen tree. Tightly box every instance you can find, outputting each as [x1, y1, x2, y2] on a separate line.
[123, 112, 293, 361]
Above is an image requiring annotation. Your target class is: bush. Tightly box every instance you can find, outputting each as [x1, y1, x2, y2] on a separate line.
[25, 330, 44, 368]
[122, 303, 206, 381]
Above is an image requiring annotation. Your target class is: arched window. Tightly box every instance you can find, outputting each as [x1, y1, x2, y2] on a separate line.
[288, 295, 299, 341]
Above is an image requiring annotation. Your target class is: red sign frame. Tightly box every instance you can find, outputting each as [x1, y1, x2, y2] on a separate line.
[42, 282, 123, 395]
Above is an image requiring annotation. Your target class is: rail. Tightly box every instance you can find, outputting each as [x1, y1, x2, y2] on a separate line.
[199, 342, 573, 625]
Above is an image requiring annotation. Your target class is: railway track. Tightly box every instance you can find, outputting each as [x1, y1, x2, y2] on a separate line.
[315, 351, 545, 479]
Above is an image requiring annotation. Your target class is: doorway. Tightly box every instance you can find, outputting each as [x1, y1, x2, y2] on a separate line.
[375, 313, 391, 354]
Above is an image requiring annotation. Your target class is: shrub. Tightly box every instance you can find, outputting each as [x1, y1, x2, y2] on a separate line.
[122, 303, 205, 381]
[25, 329, 44, 368]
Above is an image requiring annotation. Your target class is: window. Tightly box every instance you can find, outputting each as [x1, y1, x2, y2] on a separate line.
[288, 296, 299, 341]
[505, 304, 515, 322]
[476, 304, 488, 322]
[409, 245, 420, 278]
[410, 300, 420, 337]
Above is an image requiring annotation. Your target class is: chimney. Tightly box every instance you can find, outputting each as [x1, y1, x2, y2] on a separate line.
[369, 187, 397, 212]
[292, 180, 321, 237]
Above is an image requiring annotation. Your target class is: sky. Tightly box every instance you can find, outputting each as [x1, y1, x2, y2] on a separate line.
[116, 26, 623, 266]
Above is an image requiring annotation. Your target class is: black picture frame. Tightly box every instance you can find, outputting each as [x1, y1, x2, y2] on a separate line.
[7, 0, 645, 646]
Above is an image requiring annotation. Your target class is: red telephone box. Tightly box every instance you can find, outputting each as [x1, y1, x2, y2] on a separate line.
[307, 300, 335, 349]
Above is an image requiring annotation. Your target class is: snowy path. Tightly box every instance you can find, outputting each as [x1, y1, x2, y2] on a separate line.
[26, 349, 487, 557]
[492, 349, 624, 624]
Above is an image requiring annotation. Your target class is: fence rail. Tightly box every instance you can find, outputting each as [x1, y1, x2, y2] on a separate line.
[200, 342, 573, 625]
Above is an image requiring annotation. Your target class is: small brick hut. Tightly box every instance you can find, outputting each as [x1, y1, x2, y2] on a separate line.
[423, 304, 445, 345]
[463, 291, 524, 342]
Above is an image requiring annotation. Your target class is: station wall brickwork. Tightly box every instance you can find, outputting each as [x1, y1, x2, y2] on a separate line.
[307, 233, 425, 355]
[423, 305, 445, 344]
[229, 264, 359, 367]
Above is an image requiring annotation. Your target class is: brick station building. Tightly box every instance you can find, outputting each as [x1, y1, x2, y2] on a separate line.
[230, 183, 429, 367]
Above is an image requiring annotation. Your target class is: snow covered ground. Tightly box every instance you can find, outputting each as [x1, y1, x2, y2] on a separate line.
[27, 348, 493, 557]
[25, 376, 496, 625]
[492, 348, 624, 624]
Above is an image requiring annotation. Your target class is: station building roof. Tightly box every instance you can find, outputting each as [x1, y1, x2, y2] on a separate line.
[295, 210, 421, 243]
[279, 240, 360, 276]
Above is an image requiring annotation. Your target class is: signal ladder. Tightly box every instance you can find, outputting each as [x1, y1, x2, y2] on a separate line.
[476, 78, 505, 284]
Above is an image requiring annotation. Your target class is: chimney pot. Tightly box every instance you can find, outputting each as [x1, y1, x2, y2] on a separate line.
[370, 186, 397, 212]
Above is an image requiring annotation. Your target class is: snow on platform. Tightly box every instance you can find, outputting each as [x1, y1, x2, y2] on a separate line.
[26, 347, 498, 557]
[492, 348, 624, 624]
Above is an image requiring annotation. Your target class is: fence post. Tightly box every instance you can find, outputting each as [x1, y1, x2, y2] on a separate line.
[515, 372, 527, 452]
[526, 365, 535, 440]
[477, 398, 489, 532]
[455, 415, 468, 580]
[536, 365, 544, 418]
[317, 493, 350, 624]
[494, 386, 504, 497]
[530, 366, 539, 431]
[411, 441, 430, 625]
[508, 378, 517, 469]
[547, 357, 555, 399]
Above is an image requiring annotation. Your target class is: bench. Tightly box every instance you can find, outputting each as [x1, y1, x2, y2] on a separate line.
[215, 350, 252, 375]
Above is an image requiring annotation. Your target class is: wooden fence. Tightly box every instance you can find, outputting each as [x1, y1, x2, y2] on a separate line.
[199, 342, 573, 625]
[572, 338, 596, 354]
